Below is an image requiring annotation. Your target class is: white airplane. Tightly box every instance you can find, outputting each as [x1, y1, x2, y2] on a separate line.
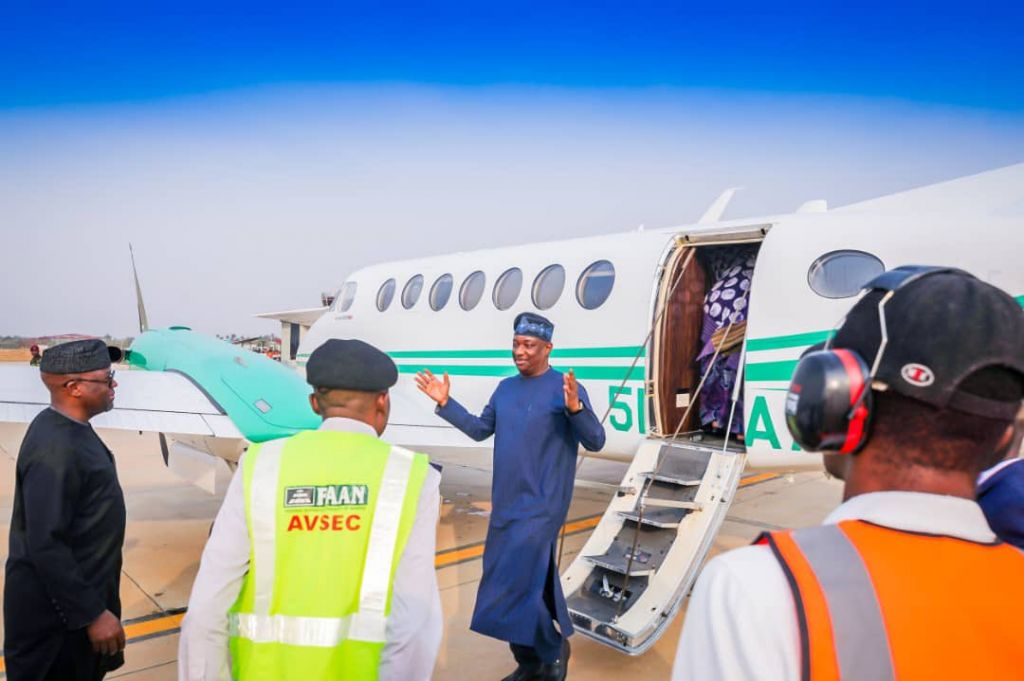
[2, 163, 1022, 654]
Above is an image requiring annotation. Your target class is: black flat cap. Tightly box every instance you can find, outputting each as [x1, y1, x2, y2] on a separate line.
[306, 339, 398, 392]
[40, 339, 122, 375]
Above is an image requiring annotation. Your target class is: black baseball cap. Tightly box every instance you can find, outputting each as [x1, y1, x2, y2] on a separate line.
[829, 266, 1024, 420]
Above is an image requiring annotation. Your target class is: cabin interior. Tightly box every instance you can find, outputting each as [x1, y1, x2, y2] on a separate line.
[648, 239, 763, 448]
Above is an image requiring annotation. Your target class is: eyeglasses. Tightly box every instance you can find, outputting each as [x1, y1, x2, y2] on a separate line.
[63, 371, 116, 388]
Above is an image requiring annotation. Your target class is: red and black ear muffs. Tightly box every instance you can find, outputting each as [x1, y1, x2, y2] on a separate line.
[785, 265, 966, 454]
[785, 348, 873, 454]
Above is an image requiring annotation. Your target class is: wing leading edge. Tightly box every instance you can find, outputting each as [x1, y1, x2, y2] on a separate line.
[0, 365, 242, 439]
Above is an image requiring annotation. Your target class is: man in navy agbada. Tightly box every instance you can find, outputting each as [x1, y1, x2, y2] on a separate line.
[416, 312, 606, 681]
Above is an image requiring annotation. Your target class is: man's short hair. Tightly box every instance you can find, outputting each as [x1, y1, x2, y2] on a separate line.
[871, 373, 1018, 475]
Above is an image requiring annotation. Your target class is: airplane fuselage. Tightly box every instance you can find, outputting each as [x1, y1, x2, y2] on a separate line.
[298, 193, 1024, 470]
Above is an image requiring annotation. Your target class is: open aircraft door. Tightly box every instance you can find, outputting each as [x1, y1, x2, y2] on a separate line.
[561, 225, 766, 653]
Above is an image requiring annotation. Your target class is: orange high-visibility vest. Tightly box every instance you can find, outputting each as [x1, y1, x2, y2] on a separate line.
[760, 519, 1024, 681]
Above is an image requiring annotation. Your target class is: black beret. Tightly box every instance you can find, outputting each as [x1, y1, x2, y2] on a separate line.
[39, 339, 122, 375]
[306, 339, 398, 392]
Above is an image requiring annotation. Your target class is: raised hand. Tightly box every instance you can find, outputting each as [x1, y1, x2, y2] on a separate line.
[415, 369, 450, 407]
[563, 368, 582, 414]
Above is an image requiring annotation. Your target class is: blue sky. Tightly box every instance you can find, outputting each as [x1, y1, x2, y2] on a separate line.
[3, 2, 1022, 110]
[1, 3, 1022, 336]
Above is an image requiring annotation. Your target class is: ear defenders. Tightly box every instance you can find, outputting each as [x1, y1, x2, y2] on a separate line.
[786, 348, 873, 454]
[785, 265, 960, 454]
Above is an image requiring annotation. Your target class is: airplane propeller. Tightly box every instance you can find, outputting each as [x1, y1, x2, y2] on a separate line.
[129, 243, 150, 334]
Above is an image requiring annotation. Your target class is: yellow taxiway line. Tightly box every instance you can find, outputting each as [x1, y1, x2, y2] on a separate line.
[0, 472, 782, 672]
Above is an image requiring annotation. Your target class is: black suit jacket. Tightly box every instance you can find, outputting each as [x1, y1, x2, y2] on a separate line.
[3, 408, 126, 678]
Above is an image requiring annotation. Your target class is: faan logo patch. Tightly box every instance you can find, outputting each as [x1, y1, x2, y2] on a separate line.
[900, 363, 935, 387]
[284, 484, 369, 508]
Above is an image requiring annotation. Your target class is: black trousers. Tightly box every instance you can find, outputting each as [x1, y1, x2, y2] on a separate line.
[15, 630, 108, 681]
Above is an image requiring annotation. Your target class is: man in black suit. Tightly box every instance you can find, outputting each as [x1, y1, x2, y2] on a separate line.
[4, 339, 127, 680]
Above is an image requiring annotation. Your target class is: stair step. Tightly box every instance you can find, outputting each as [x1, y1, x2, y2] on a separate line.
[641, 471, 702, 486]
[645, 447, 712, 486]
[584, 549, 658, 577]
[618, 507, 688, 528]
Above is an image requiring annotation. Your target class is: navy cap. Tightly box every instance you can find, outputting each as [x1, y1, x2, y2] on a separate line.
[306, 339, 398, 392]
[832, 268, 1024, 419]
[39, 339, 122, 375]
[513, 312, 554, 342]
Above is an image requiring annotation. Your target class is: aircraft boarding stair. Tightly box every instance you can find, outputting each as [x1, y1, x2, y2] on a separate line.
[561, 436, 746, 654]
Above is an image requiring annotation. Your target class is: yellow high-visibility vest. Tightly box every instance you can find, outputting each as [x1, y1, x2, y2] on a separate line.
[228, 429, 428, 680]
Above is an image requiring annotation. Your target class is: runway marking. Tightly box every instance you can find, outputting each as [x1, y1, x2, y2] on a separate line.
[0, 472, 782, 672]
[739, 472, 780, 487]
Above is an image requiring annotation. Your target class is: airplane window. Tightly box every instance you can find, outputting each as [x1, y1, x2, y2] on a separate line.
[493, 267, 523, 311]
[430, 274, 454, 311]
[377, 278, 396, 311]
[532, 264, 565, 310]
[808, 250, 885, 299]
[402, 274, 424, 309]
[460, 271, 486, 310]
[577, 260, 615, 309]
[337, 281, 357, 312]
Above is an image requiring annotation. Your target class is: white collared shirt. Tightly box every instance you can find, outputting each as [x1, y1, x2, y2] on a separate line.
[671, 491, 996, 681]
[179, 417, 443, 680]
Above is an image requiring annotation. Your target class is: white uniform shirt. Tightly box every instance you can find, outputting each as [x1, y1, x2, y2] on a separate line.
[179, 417, 443, 681]
[671, 491, 996, 681]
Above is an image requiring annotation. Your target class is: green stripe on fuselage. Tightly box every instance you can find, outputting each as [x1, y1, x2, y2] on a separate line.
[744, 359, 800, 382]
[389, 346, 645, 359]
[395, 364, 645, 382]
[299, 345, 646, 360]
[746, 330, 832, 352]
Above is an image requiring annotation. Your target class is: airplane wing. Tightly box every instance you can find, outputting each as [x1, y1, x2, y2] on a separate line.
[255, 307, 328, 326]
[0, 365, 242, 439]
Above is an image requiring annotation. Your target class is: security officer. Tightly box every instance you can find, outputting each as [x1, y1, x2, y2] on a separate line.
[673, 267, 1024, 680]
[5, 339, 127, 680]
[179, 339, 442, 681]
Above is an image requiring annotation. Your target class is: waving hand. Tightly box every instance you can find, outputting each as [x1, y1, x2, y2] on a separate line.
[415, 369, 450, 407]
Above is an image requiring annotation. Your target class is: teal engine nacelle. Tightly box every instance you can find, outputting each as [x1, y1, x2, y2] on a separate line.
[127, 327, 320, 442]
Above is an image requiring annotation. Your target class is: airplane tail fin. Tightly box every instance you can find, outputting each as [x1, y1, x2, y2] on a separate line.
[699, 187, 741, 223]
[129, 243, 150, 333]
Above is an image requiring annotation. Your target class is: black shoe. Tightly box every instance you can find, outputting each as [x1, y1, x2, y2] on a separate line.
[501, 664, 541, 681]
[536, 640, 571, 681]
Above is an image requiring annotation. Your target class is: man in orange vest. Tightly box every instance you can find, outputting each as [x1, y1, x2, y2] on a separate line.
[672, 266, 1024, 680]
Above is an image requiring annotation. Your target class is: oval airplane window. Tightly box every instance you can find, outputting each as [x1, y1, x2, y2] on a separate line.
[377, 278, 396, 311]
[402, 274, 424, 309]
[532, 264, 566, 310]
[808, 250, 885, 299]
[493, 267, 523, 311]
[337, 281, 357, 312]
[577, 260, 615, 310]
[460, 271, 486, 311]
[430, 274, 454, 311]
